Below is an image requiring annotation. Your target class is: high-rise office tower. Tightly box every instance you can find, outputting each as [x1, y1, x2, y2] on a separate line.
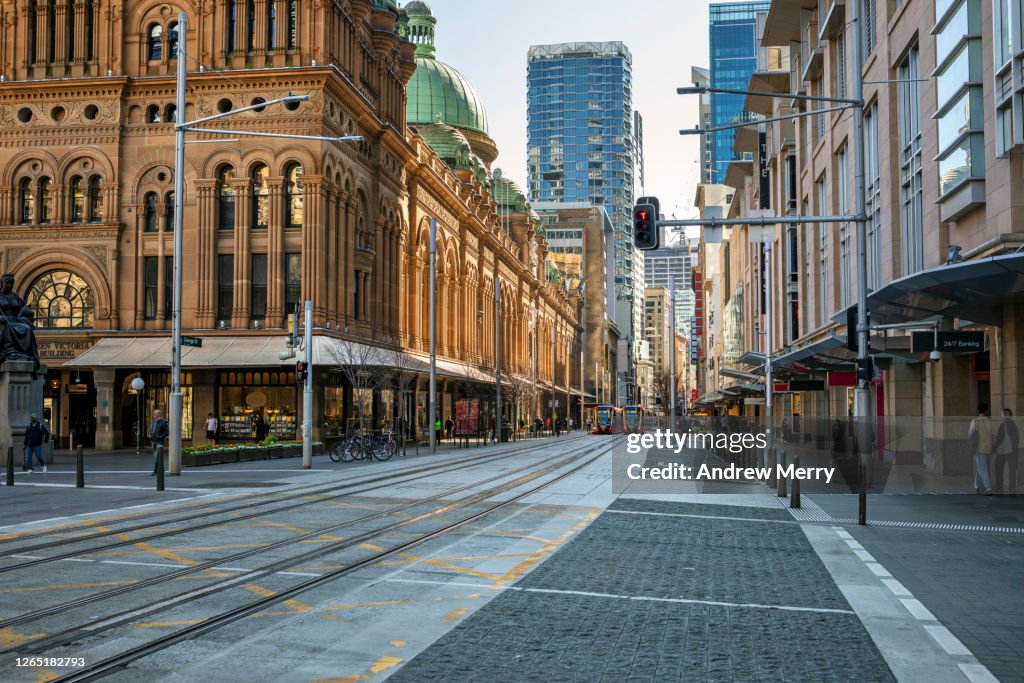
[644, 239, 696, 337]
[709, 1, 770, 184]
[526, 41, 639, 366]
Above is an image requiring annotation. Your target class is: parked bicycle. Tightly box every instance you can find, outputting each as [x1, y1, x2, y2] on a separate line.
[329, 429, 396, 463]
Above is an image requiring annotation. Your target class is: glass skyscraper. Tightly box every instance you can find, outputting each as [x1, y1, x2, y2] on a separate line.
[526, 42, 638, 348]
[709, 1, 770, 184]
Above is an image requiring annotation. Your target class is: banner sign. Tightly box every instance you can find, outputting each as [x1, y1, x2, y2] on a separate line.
[911, 331, 985, 354]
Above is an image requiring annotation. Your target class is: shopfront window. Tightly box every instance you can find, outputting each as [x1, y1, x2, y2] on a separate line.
[218, 369, 298, 441]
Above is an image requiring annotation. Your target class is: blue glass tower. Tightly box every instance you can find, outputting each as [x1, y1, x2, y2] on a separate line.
[526, 42, 638, 344]
[709, 1, 769, 184]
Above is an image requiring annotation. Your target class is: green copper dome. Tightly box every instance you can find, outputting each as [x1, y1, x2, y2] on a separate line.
[490, 173, 530, 214]
[404, 1, 489, 135]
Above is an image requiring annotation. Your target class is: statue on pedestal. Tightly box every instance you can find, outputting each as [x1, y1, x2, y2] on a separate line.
[0, 272, 40, 376]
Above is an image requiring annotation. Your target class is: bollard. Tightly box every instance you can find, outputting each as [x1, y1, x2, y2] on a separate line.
[777, 449, 787, 497]
[790, 455, 801, 508]
[76, 444, 85, 488]
[768, 447, 777, 487]
[858, 463, 867, 525]
[6, 445, 13, 487]
[156, 445, 165, 492]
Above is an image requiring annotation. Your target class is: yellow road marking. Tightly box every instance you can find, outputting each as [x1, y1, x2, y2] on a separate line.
[390, 640, 406, 647]
[3, 580, 136, 593]
[34, 670, 60, 683]
[491, 509, 600, 588]
[443, 608, 467, 622]
[0, 626, 47, 647]
[369, 656, 402, 675]
[243, 583, 311, 613]
[131, 619, 205, 629]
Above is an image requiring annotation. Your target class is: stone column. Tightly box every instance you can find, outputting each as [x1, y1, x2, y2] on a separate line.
[1, 361, 39, 457]
[93, 368, 120, 450]
[266, 178, 285, 326]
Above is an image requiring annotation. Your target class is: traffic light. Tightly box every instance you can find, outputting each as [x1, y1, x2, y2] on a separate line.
[296, 361, 309, 383]
[856, 357, 873, 384]
[633, 203, 659, 250]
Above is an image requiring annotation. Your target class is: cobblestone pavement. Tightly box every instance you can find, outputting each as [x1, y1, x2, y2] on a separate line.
[390, 498, 896, 682]
[849, 526, 1024, 683]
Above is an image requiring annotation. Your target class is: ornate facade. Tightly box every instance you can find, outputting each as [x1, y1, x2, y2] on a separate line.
[0, 0, 579, 448]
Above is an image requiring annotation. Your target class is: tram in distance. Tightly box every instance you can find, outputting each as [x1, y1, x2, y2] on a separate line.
[593, 405, 623, 434]
[622, 405, 650, 434]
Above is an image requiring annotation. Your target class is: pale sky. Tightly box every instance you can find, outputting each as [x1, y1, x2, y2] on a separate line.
[423, 0, 711, 240]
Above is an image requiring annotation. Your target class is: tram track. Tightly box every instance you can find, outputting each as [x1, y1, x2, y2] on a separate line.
[0, 436, 601, 635]
[5, 438, 615, 681]
[0, 434, 588, 571]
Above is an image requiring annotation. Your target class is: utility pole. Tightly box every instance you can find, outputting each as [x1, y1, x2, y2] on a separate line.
[669, 274, 676, 429]
[495, 276, 502, 442]
[168, 12, 188, 476]
[764, 241, 773, 446]
[302, 300, 313, 468]
[850, 0, 872, 424]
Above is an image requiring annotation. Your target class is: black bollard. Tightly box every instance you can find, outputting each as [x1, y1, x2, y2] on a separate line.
[6, 445, 13, 487]
[76, 444, 85, 488]
[777, 449, 787, 497]
[768, 447, 777, 487]
[858, 463, 867, 525]
[156, 445, 165, 492]
[790, 455, 801, 508]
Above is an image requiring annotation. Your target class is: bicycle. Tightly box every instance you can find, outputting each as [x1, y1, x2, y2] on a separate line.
[329, 430, 396, 462]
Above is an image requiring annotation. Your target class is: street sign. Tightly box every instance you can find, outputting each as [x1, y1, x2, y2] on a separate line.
[789, 380, 825, 391]
[182, 336, 203, 348]
[911, 331, 985, 354]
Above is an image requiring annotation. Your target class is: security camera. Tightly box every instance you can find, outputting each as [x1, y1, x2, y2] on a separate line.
[929, 349, 941, 362]
[278, 349, 295, 361]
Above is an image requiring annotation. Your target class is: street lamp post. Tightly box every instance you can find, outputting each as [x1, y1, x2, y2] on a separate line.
[131, 377, 145, 456]
[495, 276, 502, 442]
[168, 11, 360, 473]
[429, 218, 437, 453]
[669, 274, 676, 429]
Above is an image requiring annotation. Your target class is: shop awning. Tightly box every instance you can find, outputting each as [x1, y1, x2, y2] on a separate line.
[835, 253, 1024, 327]
[772, 334, 850, 373]
[719, 367, 760, 382]
[693, 390, 727, 405]
[738, 351, 766, 367]
[64, 336, 289, 368]
[314, 337, 496, 383]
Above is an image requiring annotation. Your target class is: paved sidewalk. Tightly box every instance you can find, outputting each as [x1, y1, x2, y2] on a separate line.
[389, 498, 898, 682]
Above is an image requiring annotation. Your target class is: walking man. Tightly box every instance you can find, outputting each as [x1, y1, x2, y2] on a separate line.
[24, 413, 50, 473]
[150, 409, 169, 476]
[968, 403, 995, 495]
[994, 409, 1019, 495]
[205, 412, 218, 445]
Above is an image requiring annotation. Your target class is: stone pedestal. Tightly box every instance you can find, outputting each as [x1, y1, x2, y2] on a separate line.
[0, 360, 46, 463]
[94, 368, 121, 450]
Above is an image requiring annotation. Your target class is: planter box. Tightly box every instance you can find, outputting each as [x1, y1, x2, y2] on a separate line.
[281, 445, 302, 458]
[181, 453, 196, 468]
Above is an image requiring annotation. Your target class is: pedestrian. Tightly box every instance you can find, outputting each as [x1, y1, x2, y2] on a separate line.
[445, 417, 454, 440]
[967, 403, 995, 495]
[994, 409, 1019, 495]
[585, 416, 593, 432]
[23, 413, 50, 473]
[545, 416, 551, 434]
[253, 410, 267, 442]
[831, 418, 845, 456]
[150, 409, 169, 476]
[205, 412, 218, 445]
[435, 417, 442, 444]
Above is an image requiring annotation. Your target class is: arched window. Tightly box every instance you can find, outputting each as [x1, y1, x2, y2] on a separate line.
[70, 177, 85, 223]
[19, 178, 34, 224]
[168, 21, 179, 59]
[287, 0, 297, 50]
[284, 163, 303, 227]
[27, 270, 95, 329]
[143, 192, 158, 232]
[251, 164, 270, 229]
[165, 191, 175, 231]
[217, 166, 236, 230]
[146, 104, 162, 123]
[147, 23, 163, 61]
[164, 104, 177, 122]
[88, 176, 103, 222]
[38, 177, 52, 224]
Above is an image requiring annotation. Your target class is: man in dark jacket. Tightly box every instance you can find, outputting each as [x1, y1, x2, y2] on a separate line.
[994, 409, 1019, 495]
[150, 409, 169, 476]
[24, 413, 50, 473]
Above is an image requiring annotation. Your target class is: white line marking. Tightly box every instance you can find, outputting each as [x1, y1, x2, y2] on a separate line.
[853, 549, 876, 563]
[384, 578, 855, 615]
[844, 539, 865, 551]
[606, 509, 795, 525]
[98, 560, 189, 569]
[833, 527, 853, 540]
[957, 663, 1000, 683]
[924, 624, 973, 656]
[3, 482, 211, 492]
[900, 598, 937, 622]
[865, 562, 892, 578]
[880, 578, 912, 597]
